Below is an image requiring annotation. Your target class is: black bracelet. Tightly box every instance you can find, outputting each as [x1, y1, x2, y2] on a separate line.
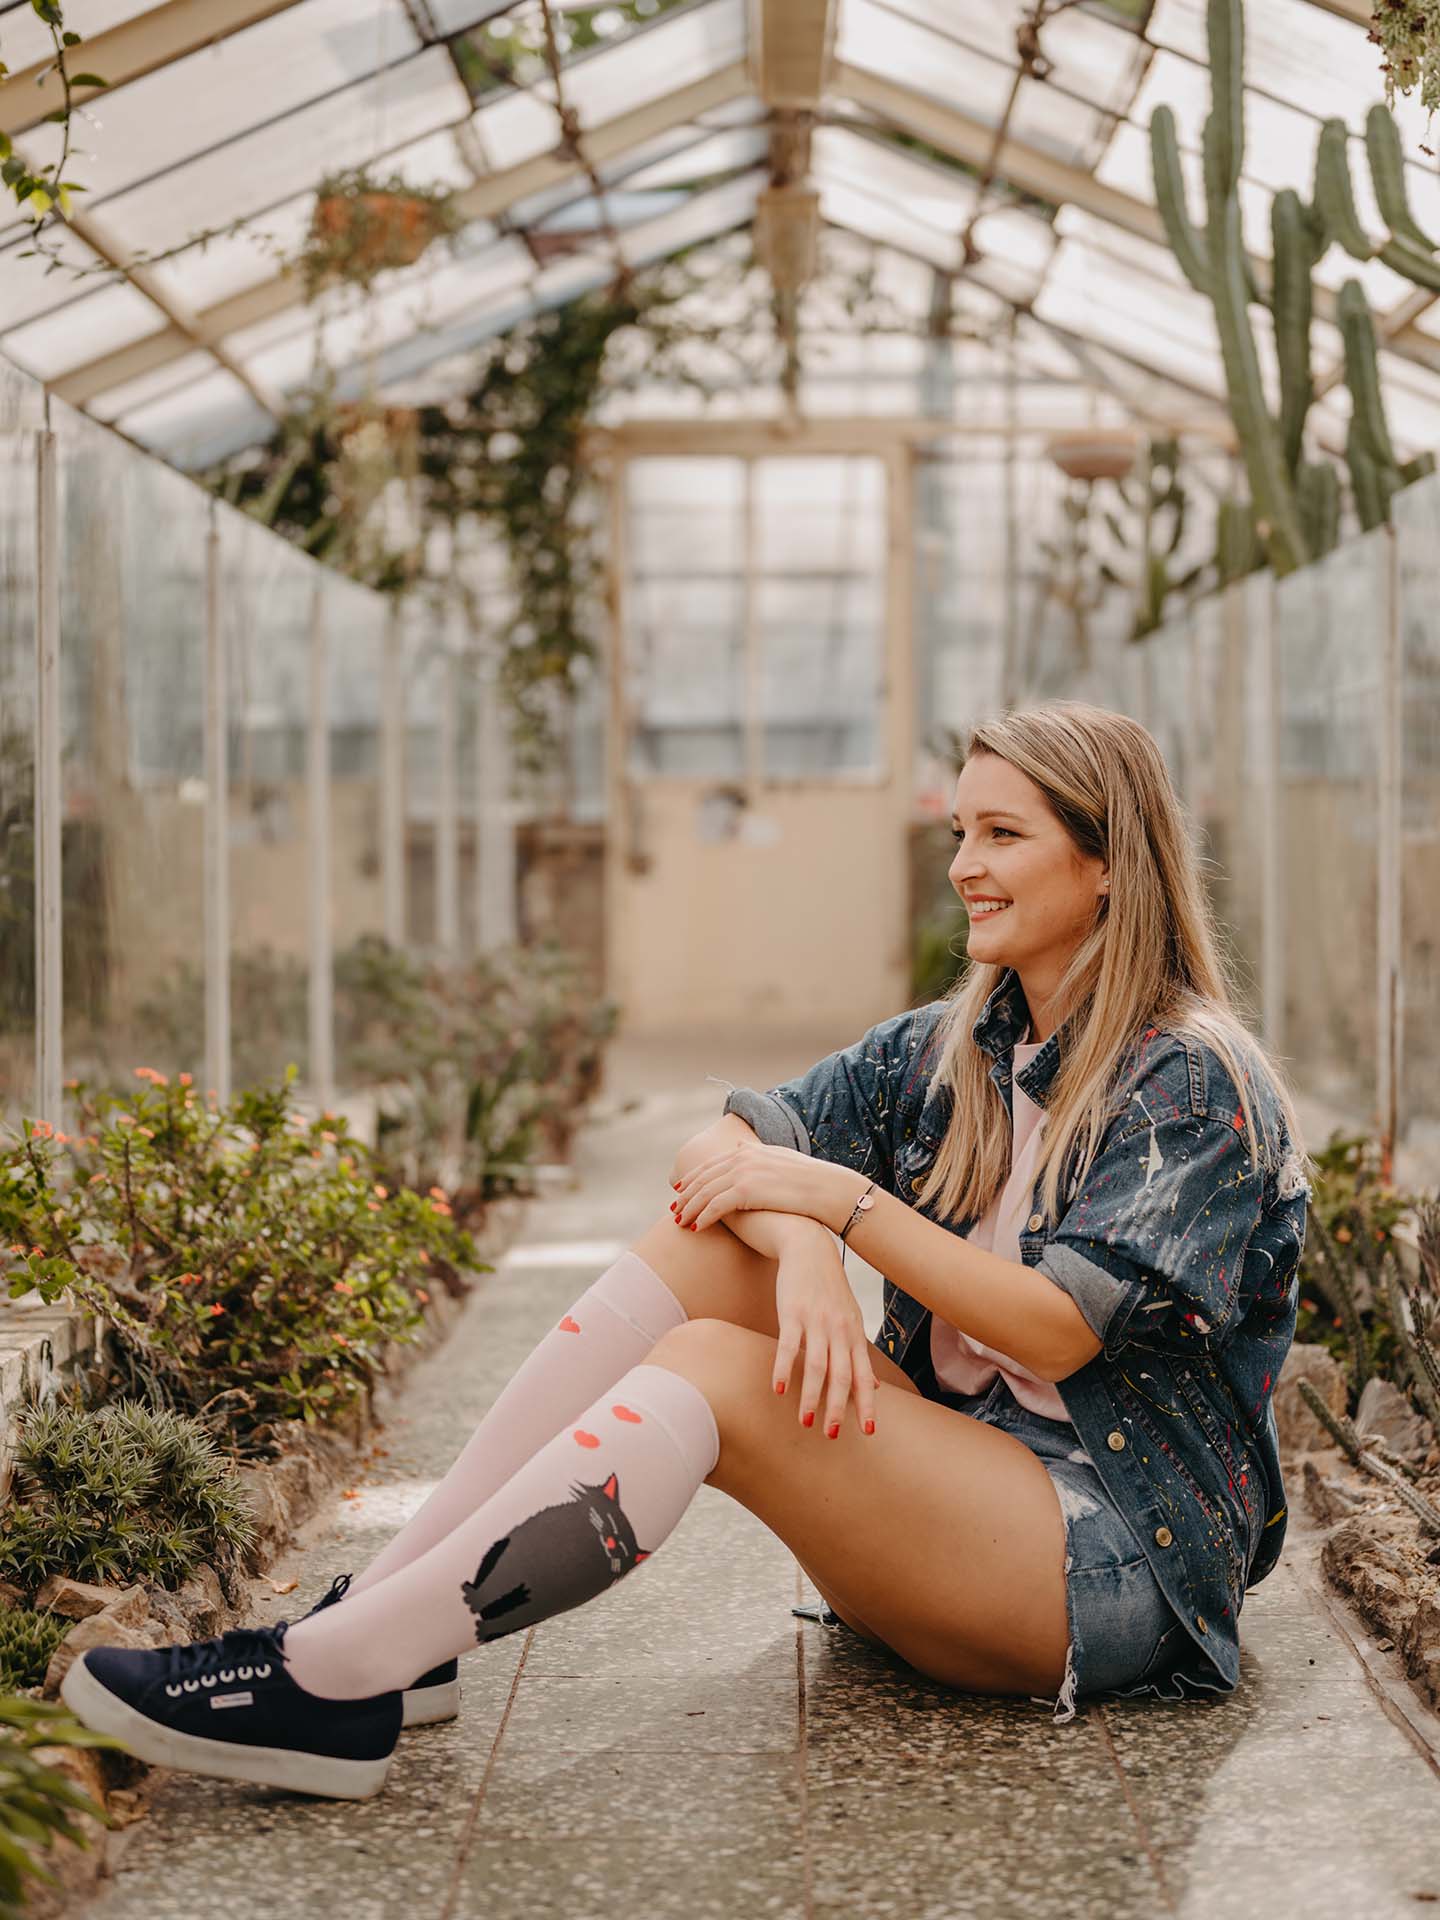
[838, 1179, 877, 1244]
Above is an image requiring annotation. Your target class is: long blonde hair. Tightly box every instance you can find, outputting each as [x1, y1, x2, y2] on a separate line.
[917, 701, 1308, 1227]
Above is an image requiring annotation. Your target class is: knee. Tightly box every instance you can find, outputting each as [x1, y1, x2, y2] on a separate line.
[648, 1316, 741, 1364]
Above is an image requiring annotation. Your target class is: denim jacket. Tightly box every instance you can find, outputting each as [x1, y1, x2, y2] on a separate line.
[721, 968, 1310, 1695]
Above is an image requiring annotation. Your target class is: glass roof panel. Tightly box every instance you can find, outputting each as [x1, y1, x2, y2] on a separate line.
[968, 205, 1055, 303]
[1004, 75, 1112, 170]
[0, 225, 114, 333]
[0, 277, 168, 379]
[85, 349, 220, 425]
[110, 365, 272, 466]
[837, 0, 1015, 126]
[17, 0, 422, 207]
[87, 46, 470, 259]
[623, 125, 769, 190]
[463, 0, 742, 171]
[871, 0, 1026, 69]
[812, 128, 979, 233]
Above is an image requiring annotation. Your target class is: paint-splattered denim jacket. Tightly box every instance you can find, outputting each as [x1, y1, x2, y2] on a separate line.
[720, 968, 1310, 1695]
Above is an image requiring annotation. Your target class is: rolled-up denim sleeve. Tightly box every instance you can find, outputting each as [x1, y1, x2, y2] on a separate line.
[1038, 1111, 1266, 1358]
[714, 1006, 937, 1189]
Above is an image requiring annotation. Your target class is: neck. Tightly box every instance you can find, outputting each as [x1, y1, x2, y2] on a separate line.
[1016, 971, 1059, 1046]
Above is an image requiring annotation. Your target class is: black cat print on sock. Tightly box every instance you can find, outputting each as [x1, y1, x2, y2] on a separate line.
[459, 1470, 653, 1643]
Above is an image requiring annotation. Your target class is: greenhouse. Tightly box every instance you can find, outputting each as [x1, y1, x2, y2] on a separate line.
[1, 0, 1439, 1913]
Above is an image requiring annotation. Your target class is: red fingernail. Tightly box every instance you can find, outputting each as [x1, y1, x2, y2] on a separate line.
[776, 1381, 786, 1395]
[671, 1183, 681, 1190]
[802, 1411, 814, 1428]
[688, 1222, 697, 1231]
[827, 1423, 839, 1439]
[864, 1420, 875, 1435]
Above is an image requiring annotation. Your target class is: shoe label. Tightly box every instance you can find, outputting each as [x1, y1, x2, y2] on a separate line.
[211, 1692, 254, 1709]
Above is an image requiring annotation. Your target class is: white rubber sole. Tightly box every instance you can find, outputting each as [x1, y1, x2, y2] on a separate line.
[60, 1656, 394, 1801]
[401, 1677, 461, 1729]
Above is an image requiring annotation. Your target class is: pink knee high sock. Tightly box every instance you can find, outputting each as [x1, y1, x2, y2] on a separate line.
[283, 1361, 719, 1699]
[349, 1251, 689, 1595]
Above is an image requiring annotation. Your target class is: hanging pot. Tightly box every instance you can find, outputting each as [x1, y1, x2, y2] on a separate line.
[1045, 428, 1141, 483]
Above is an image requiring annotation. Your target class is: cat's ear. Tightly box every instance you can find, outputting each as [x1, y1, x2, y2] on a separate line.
[635, 1551, 650, 1563]
[603, 1472, 619, 1500]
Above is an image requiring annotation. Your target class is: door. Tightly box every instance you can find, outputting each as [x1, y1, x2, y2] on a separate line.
[606, 441, 914, 1037]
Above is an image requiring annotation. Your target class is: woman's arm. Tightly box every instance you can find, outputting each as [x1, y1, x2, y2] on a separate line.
[826, 1187, 1103, 1383]
[671, 1118, 837, 1264]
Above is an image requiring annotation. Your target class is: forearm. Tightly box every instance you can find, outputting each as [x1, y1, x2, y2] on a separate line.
[720, 1207, 834, 1263]
[841, 1188, 1101, 1382]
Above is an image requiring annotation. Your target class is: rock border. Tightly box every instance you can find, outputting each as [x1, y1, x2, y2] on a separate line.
[1274, 1340, 1440, 1727]
[18, 1191, 536, 1919]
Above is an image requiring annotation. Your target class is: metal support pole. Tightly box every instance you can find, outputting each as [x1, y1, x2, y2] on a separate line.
[33, 428, 62, 1123]
[1000, 311, 1020, 709]
[380, 598, 406, 947]
[742, 459, 762, 802]
[1376, 527, 1402, 1169]
[1256, 577, 1284, 1057]
[476, 640, 517, 953]
[435, 605, 459, 960]
[203, 510, 231, 1106]
[306, 579, 334, 1105]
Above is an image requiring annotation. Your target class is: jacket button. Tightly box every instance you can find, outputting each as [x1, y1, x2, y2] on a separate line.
[1027, 1212, 1044, 1232]
[1154, 1527, 1173, 1548]
[1106, 1431, 1126, 1451]
[912, 1176, 924, 1192]
[1196, 1615, 1208, 1634]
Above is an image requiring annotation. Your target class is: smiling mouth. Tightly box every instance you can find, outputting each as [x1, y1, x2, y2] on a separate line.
[966, 901, 1012, 918]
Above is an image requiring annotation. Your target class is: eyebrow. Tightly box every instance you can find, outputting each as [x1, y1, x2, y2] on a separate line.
[948, 808, 1024, 827]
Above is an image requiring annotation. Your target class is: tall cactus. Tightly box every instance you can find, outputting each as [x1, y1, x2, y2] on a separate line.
[1153, 0, 1438, 559]
[1150, 0, 1309, 574]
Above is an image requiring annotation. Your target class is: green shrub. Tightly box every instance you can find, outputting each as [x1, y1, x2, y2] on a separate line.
[0, 1611, 66, 1696]
[0, 1079, 482, 1448]
[0, 1400, 255, 1592]
[0, 1695, 122, 1919]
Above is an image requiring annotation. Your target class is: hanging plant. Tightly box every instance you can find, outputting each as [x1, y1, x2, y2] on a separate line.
[0, 0, 107, 242]
[296, 167, 464, 298]
[1370, 2, 1440, 122]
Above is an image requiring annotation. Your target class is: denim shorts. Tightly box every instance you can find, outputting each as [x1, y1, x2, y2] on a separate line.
[913, 1360, 1232, 1724]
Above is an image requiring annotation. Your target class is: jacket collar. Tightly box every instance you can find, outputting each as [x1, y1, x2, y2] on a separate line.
[971, 967, 1069, 1110]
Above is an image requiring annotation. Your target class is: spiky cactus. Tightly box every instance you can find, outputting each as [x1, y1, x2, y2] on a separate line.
[1151, 0, 1310, 574]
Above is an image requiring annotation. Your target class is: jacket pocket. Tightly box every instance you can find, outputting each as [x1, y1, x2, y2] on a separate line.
[1173, 1365, 1261, 1571]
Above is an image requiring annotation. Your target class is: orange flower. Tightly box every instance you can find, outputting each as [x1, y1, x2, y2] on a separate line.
[54, 1130, 70, 1145]
[320, 1130, 338, 1144]
[372, 1183, 388, 1199]
[32, 1121, 53, 1139]
[431, 1199, 453, 1217]
[137, 1127, 155, 1140]
[416, 1287, 430, 1305]
[88, 1173, 106, 1187]
[208, 1303, 224, 1317]
[333, 1280, 354, 1295]
[334, 1335, 350, 1348]
[178, 1072, 193, 1088]
[428, 1186, 448, 1202]
[133, 1068, 168, 1086]
[116, 1115, 135, 1129]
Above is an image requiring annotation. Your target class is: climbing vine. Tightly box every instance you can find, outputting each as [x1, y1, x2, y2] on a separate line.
[0, 0, 106, 248]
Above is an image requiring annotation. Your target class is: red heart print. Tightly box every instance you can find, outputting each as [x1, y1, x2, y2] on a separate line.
[574, 1429, 600, 1448]
[612, 1405, 643, 1424]
[559, 1316, 581, 1333]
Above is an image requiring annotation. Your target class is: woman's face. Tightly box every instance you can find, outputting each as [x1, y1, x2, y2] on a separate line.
[948, 752, 1108, 990]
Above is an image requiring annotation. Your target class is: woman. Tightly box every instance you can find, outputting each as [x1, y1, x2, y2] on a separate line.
[60, 702, 1311, 1800]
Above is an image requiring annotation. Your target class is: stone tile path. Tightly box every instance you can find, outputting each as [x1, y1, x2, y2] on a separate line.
[82, 1033, 1440, 1920]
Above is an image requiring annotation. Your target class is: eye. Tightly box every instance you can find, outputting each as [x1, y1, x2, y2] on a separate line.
[950, 826, 1015, 842]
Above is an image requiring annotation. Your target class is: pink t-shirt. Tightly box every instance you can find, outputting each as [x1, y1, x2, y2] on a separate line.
[928, 1038, 1076, 1425]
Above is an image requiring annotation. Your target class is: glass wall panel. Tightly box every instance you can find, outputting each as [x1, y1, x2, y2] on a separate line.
[625, 457, 745, 778]
[404, 598, 448, 950]
[1146, 613, 1193, 806]
[1277, 531, 1384, 1120]
[55, 404, 207, 1088]
[753, 456, 885, 778]
[1393, 475, 1440, 1154]
[0, 359, 44, 1117]
[325, 572, 389, 1092]
[224, 511, 315, 1091]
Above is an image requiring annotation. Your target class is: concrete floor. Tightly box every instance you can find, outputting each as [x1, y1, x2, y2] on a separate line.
[83, 1030, 1440, 1920]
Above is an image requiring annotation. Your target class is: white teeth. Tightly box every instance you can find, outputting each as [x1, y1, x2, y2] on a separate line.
[969, 902, 1011, 917]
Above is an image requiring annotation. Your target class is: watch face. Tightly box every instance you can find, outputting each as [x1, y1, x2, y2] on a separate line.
[858, 1193, 874, 1211]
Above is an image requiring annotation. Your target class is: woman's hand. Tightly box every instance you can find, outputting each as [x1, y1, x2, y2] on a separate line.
[670, 1141, 867, 1236]
[772, 1231, 880, 1439]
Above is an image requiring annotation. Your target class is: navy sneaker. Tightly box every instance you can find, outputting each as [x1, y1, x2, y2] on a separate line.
[303, 1574, 460, 1728]
[59, 1624, 400, 1800]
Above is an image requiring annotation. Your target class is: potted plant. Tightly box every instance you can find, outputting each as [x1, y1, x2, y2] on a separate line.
[298, 167, 463, 297]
